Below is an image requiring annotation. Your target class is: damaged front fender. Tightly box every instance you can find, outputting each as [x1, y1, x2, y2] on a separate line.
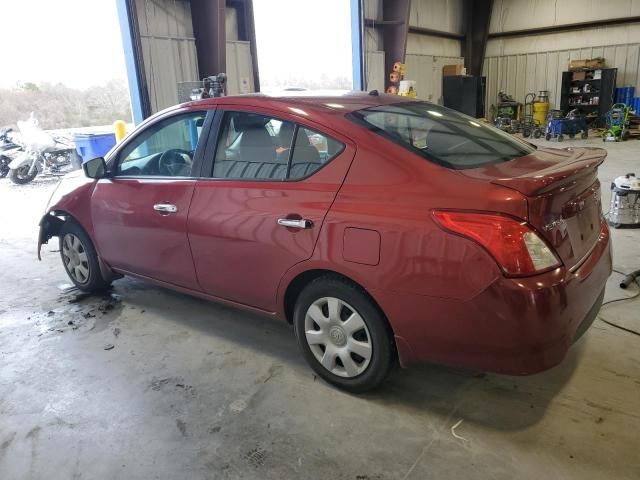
[37, 212, 65, 260]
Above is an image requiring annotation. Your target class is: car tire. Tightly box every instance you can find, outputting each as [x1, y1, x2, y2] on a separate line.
[293, 275, 393, 393]
[59, 220, 111, 293]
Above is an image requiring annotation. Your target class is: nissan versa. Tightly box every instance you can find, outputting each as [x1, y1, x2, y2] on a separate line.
[37, 93, 612, 392]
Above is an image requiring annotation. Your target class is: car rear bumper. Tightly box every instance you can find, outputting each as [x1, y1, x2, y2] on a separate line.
[374, 221, 612, 374]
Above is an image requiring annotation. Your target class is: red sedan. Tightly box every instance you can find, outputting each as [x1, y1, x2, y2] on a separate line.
[38, 93, 612, 392]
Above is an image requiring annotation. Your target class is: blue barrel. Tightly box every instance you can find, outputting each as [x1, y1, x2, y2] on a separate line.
[618, 85, 635, 106]
[615, 88, 622, 104]
[73, 133, 117, 163]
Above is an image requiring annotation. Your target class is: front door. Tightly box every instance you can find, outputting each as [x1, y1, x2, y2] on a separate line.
[188, 109, 355, 311]
[92, 110, 209, 290]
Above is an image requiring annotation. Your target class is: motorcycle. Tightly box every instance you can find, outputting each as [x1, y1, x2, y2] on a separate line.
[0, 127, 22, 178]
[8, 115, 82, 185]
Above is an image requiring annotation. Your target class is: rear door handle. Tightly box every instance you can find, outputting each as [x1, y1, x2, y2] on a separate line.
[153, 203, 178, 214]
[277, 218, 313, 229]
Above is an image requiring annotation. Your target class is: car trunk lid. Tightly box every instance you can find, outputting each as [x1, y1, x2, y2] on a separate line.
[460, 147, 606, 270]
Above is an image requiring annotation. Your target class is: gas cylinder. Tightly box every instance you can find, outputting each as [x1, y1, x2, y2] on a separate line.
[533, 90, 550, 126]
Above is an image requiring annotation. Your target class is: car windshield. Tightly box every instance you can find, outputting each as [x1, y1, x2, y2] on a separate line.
[349, 102, 536, 169]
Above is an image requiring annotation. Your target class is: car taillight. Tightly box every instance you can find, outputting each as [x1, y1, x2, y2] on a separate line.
[432, 210, 561, 276]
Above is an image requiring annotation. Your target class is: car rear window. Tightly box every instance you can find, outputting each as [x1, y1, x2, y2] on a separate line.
[348, 102, 535, 169]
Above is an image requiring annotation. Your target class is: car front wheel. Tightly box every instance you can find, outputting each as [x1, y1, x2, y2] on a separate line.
[293, 276, 393, 392]
[59, 221, 111, 293]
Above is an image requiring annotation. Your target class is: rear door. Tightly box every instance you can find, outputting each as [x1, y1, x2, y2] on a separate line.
[92, 110, 211, 289]
[187, 107, 355, 311]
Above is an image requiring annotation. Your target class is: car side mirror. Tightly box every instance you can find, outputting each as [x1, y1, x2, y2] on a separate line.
[83, 157, 107, 179]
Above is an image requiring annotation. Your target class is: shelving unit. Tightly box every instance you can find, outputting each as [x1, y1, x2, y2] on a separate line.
[560, 68, 617, 127]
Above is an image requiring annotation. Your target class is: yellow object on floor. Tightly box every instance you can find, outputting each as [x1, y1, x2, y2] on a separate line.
[114, 120, 127, 143]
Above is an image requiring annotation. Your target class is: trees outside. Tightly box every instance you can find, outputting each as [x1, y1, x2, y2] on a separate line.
[0, 80, 132, 130]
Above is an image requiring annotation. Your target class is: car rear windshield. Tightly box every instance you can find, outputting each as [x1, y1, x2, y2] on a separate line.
[348, 102, 535, 169]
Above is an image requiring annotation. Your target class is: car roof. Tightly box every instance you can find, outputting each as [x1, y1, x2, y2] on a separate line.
[180, 91, 419, 115]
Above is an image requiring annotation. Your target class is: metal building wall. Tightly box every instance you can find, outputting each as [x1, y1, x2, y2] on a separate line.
[226, 41, 255, 95]
[406, 0, 463, 57]
[405, 54, 464, 102]
[363, 0, 464, 101]
[483, 44, 640, 112]
[136, 0, 199, 113]
[484, 0, 640, 112]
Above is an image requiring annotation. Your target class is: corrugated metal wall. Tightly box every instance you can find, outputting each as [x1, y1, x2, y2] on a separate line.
[363, 0, 464, 102]
[483, 43, 640, 114]
[136, 0, 199, 112]
[405, 54, 464, 103]
[226, 41, 255, 95]
[406, 0, 463, 57]
[483, 0, 640, 116]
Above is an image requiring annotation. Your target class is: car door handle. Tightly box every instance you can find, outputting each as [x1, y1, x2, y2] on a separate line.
[277, 218, 313, 229]
[153, 203, 178, 214]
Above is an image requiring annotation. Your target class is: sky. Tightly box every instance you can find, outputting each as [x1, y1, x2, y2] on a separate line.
[253, 0, 353, 89]
[0, 0, 353, 90]
[0, 0, 127, 88]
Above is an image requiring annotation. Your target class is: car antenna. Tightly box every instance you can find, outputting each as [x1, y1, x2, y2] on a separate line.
[368, 90, 379, 96]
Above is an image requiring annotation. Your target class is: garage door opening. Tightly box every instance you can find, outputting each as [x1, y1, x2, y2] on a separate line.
[253, 0, 353, 92]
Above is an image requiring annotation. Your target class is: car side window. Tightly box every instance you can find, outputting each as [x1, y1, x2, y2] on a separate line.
[212, 111, 294, 180]
[211, 111, 344, 181]
[115, 111, 207, 177]
[288, 126, 343, 180]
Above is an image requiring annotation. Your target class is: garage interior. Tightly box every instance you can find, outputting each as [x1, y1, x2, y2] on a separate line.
[1, 0, 640, 479]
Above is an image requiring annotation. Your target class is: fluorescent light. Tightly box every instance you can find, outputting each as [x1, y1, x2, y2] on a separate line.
[289, 107, 308, 115]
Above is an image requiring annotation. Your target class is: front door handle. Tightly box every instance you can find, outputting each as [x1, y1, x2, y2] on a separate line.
[153, 203, 178, 214]
[277, 218, 313, 229]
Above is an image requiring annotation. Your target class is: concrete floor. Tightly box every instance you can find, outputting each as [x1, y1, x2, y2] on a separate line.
[1, 136, 639, 480]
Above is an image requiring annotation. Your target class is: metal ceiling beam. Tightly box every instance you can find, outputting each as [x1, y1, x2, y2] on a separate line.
[227, 0, 260, 92]
[191, 0, 227, 79]
[463, 0, 493, 77]
[489, 16, 640, 39]
[408, 25, 464, 41]
[381, 0, 411, 82]
[367, 20, 465, 41]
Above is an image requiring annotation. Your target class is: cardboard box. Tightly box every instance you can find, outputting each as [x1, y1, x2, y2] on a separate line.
[569, 59, 588, 70]
[572, 71, 586, 81]
[569, 57, 606, 70]
[442, 64, 466, 76]
[586, 57, 605, 69]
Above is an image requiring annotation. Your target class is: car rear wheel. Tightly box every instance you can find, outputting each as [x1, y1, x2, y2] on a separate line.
[293, 276, 393, 392]
[59, 221, 111, 293]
